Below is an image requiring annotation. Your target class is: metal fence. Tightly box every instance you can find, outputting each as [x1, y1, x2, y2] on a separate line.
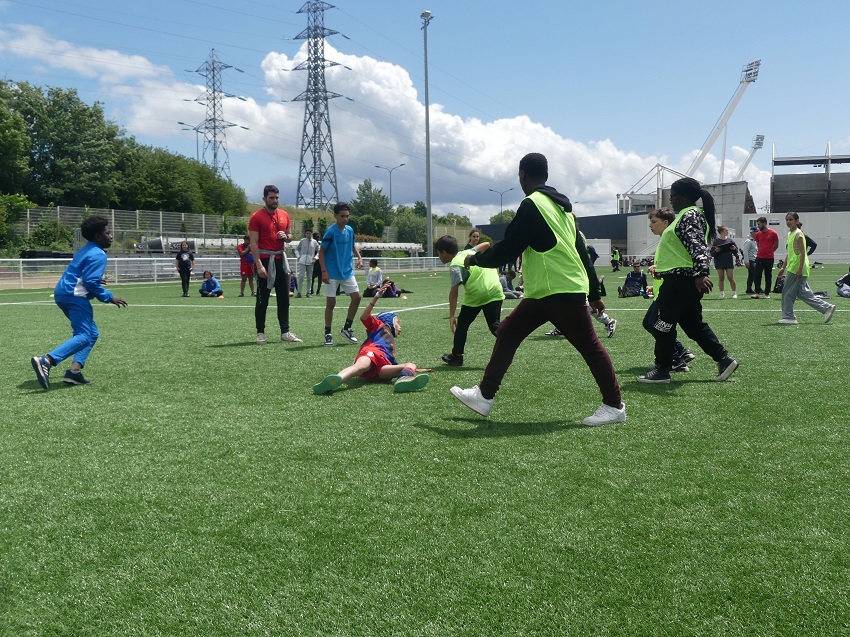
[0, 256, 446, 290]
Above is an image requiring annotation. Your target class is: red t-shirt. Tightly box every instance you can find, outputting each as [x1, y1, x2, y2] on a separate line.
[754, 228, 779, 258]
[248, 207, 292, 258]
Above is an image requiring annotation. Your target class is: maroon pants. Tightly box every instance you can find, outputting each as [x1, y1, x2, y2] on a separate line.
[480, 295, 622, 408]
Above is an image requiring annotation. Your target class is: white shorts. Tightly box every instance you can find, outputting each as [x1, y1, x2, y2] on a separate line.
[324, 276, 360, 297]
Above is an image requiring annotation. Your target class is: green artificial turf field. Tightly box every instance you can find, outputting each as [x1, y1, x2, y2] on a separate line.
[2, 265, 848, 636]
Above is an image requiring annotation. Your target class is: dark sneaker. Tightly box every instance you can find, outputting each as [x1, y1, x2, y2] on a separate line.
[31, 355, 51, 390]
[605, 318, 617, 338]
[638, 366, 671, 384]
[545, 328, 562, 336]
[63, 369, 91, 385]
[313, 374, 343, 395]
[671, 359, 690, 373]
[681, 349, 696, 363]
[340, 327, 358, 344]
[324, 333, 334, 347]
[713, 357, 739, 382]
[441, 353, 464, 366]
[394, 373, 430, 393]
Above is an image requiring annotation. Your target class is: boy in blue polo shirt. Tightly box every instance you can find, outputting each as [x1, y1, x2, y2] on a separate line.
[319, 202, 364, 346]
[31, 215, 128, 389]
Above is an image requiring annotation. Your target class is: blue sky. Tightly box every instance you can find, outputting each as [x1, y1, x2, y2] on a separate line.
[1, 0, 847, 223]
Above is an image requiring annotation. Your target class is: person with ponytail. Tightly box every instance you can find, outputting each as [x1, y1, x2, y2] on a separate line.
[638, 177, 739, 383]
[776, 212, 836, 324]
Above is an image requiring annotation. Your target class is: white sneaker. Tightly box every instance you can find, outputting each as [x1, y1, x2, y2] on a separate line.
[450, 385, 494, 416]
[719, 292, 725, 299]
[582, 402, 627, 426]
[777, 318, 798, 325]
[824, 304, 836, 324]
[732, 293, 738, 299]
[256, 332, 267, 345]
[280, 332, 303, 343]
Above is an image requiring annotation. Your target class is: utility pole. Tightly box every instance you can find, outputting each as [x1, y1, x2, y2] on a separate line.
[293, 1, 344, 209]
[187, 49, 246, 180]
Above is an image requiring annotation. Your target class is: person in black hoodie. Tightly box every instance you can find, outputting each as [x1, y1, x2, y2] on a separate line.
[450, 153, 624, 426]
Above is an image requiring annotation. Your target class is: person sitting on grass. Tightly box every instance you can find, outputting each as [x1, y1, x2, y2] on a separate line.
[199, 270, 224, 297]
[835, 266, 850, 298]
[313, 281, 431, 395]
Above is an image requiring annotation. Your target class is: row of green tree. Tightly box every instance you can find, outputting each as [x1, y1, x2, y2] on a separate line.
[0, 80, 248, 251]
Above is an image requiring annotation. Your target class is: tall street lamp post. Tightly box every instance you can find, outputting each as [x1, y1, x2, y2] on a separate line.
[421, 9, 434, 257]
[489, 187, 515, 221]
[375, 163, 405, 206]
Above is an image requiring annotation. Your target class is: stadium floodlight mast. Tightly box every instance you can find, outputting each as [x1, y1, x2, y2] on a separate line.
[374, 163, 405, 205]
[421, 9, 434, 257]
[489, 187, 515, 216]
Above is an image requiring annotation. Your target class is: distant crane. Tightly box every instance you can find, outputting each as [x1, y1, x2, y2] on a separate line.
[733, 134, 765, 181]
[686, 59, 761, 179]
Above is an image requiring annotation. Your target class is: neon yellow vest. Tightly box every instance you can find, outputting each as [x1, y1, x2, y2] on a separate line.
[521, 191, 588, 299]
[654, 206, 708, 274]
[451, 249, 504, 307]
[786, 228, 809, 277]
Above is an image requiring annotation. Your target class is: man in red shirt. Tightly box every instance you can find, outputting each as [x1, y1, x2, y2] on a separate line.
[248, 185, 302, 345]
[751, 216, 779, 299]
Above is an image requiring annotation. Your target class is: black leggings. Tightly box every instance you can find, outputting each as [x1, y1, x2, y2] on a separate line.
[452, 300, 502, 356]
[178, 268, 191, 295]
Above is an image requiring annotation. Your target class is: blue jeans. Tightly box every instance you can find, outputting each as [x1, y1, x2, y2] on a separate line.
[48, 299, 99, 367]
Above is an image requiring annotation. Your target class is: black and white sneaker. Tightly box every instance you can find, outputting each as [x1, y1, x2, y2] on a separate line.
[441, 353, 464, 367]
[63, 369, 91, 385]
[31, 355, 51, 390]
[713, 357, 739, 382]
[681, 349, 696, 363]
[324, 333, 334, 347]
[605, 319, 617, 338]
[545, 328, 562, 336]
[637, 366, 671, 384]
[340, 327, 358, 344]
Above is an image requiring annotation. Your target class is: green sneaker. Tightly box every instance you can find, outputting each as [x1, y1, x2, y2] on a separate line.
[313, 374, 343, 395]
[393, 373, 430, 393]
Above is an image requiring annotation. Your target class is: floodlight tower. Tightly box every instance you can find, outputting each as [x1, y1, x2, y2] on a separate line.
[293, 0, 343, 209]
[686, 59, 761, 178]
[733, 134, 765, 181]
[189, 49, 245, 180]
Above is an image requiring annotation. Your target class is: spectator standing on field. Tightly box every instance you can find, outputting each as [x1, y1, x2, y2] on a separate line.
[637, 178, 739, 384]
[248, 185, 302, 345]
[435, 235, 504, 367]
[294, 229, 319, 298]
[175, 240, 194, 298]
[611, 247, 621, 272]
[742, 227, 758, 294]
[237, 235, 255, 297]
[464, 228, 481, 250]
[319, 202, 364, 346]
[450, 152, 624, 426]
[712, 225, 739, 299]
[777, 212, 836, 325]
[31, 215, 128, 390]
[751, 216, 779, 299]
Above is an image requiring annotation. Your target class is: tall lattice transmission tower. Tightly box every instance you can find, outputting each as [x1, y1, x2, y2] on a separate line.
[293, 1, 345, 208]
[187, 49, 245, 181]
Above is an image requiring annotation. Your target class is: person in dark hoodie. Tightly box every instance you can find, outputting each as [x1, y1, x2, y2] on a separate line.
[449, 152, 625, 426]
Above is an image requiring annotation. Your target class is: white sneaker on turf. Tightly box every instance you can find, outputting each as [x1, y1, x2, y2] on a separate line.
[824, 304, 836, 324]
[719, 292, 725, 299]
[450, 385, 494, 416]
[582, 402, 626, 426]
[280, 332, 303, 343]
[256, 332, 267, 345]
[605, 318, 617, 338]
[777, 318, 798, 325]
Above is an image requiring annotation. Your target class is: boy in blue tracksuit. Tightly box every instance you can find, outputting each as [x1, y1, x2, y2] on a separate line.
[31, 215, 128, 389]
